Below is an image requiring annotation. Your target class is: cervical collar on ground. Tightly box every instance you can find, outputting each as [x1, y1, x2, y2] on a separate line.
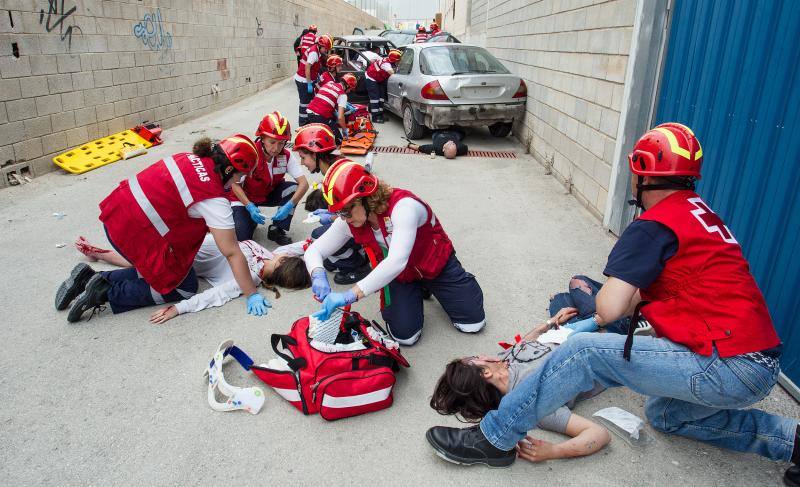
[204, 339, 265, 415]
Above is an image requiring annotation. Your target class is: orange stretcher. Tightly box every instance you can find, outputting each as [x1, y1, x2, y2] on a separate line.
[340, 117, 377, 155]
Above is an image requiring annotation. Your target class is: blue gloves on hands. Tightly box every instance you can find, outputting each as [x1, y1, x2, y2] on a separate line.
[307, 82, 314, 94]
[246, 293, 271, 316]
[564, 316, 599, 335]
[311, 209, 335, 225]
[312, 290, 357, 321]
[342, 128, 349, 139]
[245, 202, 266, 225]
[311, 268, 331, 302]
[345, 103, 356, 115]
[272, 201, 295, 222]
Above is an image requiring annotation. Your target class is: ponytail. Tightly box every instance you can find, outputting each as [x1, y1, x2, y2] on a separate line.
[193, 136, 234, 184]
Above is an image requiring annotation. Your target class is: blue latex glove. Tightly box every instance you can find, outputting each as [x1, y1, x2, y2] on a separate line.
[312, 290, 357, 321]
[307, 82, 314, 94]
[271, 201, 295, 222]
[342, 128, 350, 139]
[246, 293, 271, 316]
[311, 208, 335, 225]
[311, 268, 331, 302]
[564, 316, 599, 335]
[245, 202, 266, 225]
[345, 103, 356, 115]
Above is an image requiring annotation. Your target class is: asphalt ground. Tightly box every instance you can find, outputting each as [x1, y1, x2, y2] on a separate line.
[0, 78, 797, 486]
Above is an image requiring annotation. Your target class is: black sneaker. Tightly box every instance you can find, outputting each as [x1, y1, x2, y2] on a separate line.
[267, 225, 292, 246]
[67, 274, 110, 323]
[785, 466, 800, 487]
[55, 263, 96, 310]
[373, 116, 385, 124]
[425, 425, 516, 468]
[333, 265, 371, 285]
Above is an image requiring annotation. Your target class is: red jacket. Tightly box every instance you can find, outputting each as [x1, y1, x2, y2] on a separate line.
[366, 58, 392, 83]
[296, 45, 321, 81]
[307, 81, 345, 119]
[638, 190, 780, 356]
[349, 189, 453, 283]
[99, 153, 225, 294]
[227, 147, 290, 203]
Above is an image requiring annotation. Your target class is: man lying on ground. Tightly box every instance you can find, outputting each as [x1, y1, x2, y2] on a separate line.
[407, 128, 468, 159]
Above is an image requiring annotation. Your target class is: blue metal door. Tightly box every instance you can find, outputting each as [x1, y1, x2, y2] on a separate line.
[655, 0, 800, 382]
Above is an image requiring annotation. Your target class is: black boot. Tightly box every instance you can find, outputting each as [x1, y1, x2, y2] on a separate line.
[267, 225, 292, 246]
[373, 115, 385, 124]
[333, 265, 371, 285]
[67, 274, 110, 323]
[55, 263, 96, 310]
[425, 425, 515, 468]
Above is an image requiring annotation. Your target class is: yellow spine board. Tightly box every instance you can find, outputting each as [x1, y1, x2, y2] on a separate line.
[53, 130, 153, 175]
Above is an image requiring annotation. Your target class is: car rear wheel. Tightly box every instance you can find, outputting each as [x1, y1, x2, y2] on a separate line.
[489, 122, 513, 138]
[403, 103, 426, 140]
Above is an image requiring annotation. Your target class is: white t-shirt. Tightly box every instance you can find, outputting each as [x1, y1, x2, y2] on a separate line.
[174, 235, 306, 314]
[294, 50, 320, 83]
[188, 197, 235, 229]
[355, 50, 381, 70]
[304, 197, 428, 295]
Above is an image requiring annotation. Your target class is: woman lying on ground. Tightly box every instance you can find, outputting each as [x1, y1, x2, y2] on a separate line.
[430, 307, 611, 463]
[73, 234, 311, 324]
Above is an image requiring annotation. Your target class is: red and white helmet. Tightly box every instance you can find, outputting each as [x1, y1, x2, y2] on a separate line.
[317, 34, 333, 51]
[308, 24, 318, 33]
[322, 159, 379, 212]
[418, 25, 426, 32]
[326, 54, 343, 69]
[256, 111, 292, 141]
[341, 73, 357, 92]
[293, 123, 337, 154]
[218, 134, 259, 174]
[629, 122, 703, 179]
[387, 49, 402, 63]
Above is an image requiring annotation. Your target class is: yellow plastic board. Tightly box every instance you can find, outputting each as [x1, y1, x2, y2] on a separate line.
[53, 130, 153, 175]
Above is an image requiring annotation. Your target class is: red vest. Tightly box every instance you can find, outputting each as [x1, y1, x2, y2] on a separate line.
[317, 71, 335, 89]
[296, 45, 321, 81]
[366, 59, 391, 83]
[349, 189, 453, 283]
[98, 153, 225, 294]
[637, 190, 780, 356]
[299, 32, 316, 54]
[414, 33, 428, 43]
[308, 81, 345, 119]
[227, 147, 290, 203]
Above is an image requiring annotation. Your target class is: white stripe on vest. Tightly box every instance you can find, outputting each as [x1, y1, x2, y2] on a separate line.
[128, 174, 169, 237]
[321, 385, 392, 408]
[163, 156, 194, 207]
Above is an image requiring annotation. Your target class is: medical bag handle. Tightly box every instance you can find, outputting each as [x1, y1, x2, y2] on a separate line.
[270, 333, 308, 371]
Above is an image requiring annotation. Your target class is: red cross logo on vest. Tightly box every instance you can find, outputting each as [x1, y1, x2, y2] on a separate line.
[688, 197, 738, 244]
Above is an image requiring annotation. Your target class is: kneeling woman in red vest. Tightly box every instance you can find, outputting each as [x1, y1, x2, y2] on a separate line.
[56, 135, 273, 322]
[304, 160, 486, 345]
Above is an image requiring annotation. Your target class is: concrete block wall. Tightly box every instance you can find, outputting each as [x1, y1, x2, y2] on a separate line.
[441, 0, 635, 220]
[0, 0, 381, 187]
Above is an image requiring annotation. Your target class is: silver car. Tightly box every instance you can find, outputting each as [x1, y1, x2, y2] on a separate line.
[385, 43, 527, 139]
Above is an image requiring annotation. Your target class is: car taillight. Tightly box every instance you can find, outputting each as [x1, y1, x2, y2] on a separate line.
[421, 80, 449, 100]
[513, 80, 527, 98]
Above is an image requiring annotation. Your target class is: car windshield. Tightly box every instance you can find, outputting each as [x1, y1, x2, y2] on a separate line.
[383, 32, 415, 47]
[420, 46, 509, 75]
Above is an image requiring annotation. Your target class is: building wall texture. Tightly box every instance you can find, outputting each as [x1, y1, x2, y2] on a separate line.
[441, 0, 636, 219]
[0, 0, 380, 185]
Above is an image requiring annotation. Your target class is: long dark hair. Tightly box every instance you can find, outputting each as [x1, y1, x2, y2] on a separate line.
[261, 256, 312, 298]
[429, 359, 502, 423]
[192, 137, 235, 184]
[304, 188, 327, 212]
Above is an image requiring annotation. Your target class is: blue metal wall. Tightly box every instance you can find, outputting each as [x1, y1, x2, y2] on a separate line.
[655, 0, 800, 381]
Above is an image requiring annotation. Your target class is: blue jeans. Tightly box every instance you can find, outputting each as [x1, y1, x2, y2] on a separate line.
[549, 275, 629, 334]
[231, 180, 297, 241]
[479, 332, 796, 461]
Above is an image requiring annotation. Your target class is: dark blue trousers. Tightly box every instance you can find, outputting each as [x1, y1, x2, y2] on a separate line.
[365, 78, 386, 118]
[381, 253, 485, 342]
[232, 180, 298, 241]
[312, 224, 366, 273]
[296, 80, 314, 126]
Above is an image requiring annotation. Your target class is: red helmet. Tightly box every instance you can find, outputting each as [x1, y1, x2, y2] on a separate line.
[387, 49, 402, 63]
[317, 34, 333, 50]
[341, 73, 357, 92]
[308, 24, 317, 33]
[629, 122, 703, 179]
[326, 54, 343, 69]
[418, 25, 426, 32]
[293, 123, 337, 153]
[256, 111, 291, 141]
[322, 159, 379, 212]
[218, 134, 259, 174]
[430, 22, 438, 30]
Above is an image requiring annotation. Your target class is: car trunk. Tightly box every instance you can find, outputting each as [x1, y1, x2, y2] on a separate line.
[436, 75, 521, 104]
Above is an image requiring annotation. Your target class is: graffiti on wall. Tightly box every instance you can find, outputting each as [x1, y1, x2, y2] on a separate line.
[39, 0, 83, 50]
[133, 8, 173, 52]
[256, 18, 263, 37]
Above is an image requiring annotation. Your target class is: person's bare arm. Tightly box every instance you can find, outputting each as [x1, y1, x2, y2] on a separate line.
[209, 227, 257, 297]
[337, 106, 347, 130]
[595, 277, 641, 325]
[231, 181, 250, 206]
[290, 175, 309, 207]
[521, 307, 578, 341]
[305, 62, 312, 81]
[516, 414, 610, 462]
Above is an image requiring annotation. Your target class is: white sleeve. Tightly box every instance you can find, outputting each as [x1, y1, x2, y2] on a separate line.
[274, 240, 307, 257]
[356, 198, 427, 295]
[304, 218, 353, 273]
[307, 51, 319, 64]
[337, 94, 347, 108]
[286, 152, 304, 179]
[189, 198, 235, 230]
[174, 279, 243, 314]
